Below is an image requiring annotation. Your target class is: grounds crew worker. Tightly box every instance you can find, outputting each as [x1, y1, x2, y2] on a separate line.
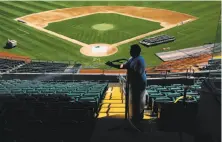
[106, 44, 147, 126]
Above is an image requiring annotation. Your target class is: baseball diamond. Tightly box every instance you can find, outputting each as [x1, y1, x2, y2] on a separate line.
[0, 1, 220, 67]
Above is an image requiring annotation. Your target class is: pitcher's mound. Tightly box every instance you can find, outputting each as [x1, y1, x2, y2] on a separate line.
[92, 23, 115, 31]
[80, 44, 118, 57]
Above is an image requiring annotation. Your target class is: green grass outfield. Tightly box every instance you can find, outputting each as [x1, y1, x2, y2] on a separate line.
[46, 13, 162, 44]
[0, 1, 220, 67]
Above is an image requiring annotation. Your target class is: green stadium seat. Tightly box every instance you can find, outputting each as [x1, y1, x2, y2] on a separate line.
[41, 89, 55, 94]
[148, 93, 164, 97]
[84, 93, 100, 98]
[67, 93, 83, 101]
[26, 89, 39, 94]
[186, 92, 199, 96]
[78, 97, 98, 104]
[11, 89, 25, 95]
[196, 86, 201, 89]
[77, 88, 89, 92]
[146, 89, 158, 93]
[67, 93, 83, 96]
[88, 90, 102, 95]
[192, 85, 201, 88]
[154, 97, 174, 103]
[54, 86, 67, 89]
[42, 85, 54, 89]
[160, 89, 172, 93]
[66, 87, 77, 92]
[194, 95, 200, 100]
[147, 93, 165, 108]
[149, 85, 160, 87]
[152, 96, 174, 113]
[164, 92, 181, 97]
[56, 90, 69, 94]
[175, 89, 184, 93]
[172, 84, 184, 87]
[156, 87, 167, 91]
[71, 91, 87, 94]
[168, 87, 181, 91]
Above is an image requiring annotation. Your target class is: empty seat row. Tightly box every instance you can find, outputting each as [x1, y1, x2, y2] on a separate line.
[0, 58, 25, 73]
[0, 80, 108, 115]
[11, 61, 69, 73]
[146, 83, 201, 114]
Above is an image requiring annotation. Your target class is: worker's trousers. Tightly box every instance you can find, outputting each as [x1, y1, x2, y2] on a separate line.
[128, 84, 146, 123]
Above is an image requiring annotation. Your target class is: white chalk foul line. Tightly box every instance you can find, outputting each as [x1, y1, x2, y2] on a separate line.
[23, 22, 88, 47]
[112, 25, 176, 47]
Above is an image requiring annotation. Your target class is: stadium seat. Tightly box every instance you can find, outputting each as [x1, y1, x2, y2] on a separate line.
[151, 96, 174, 113]
[164, 92, 181, 97]
[146, 93, 165, 108]
[146, 89, 158, 94]
[167, 87, 181, 91]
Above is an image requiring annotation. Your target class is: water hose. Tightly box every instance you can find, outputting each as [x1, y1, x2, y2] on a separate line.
[174, 95, 193, 103]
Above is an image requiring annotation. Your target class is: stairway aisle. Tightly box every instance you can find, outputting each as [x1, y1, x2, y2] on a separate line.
[90, 85, 188, 142]
[98, 86, 150, 119]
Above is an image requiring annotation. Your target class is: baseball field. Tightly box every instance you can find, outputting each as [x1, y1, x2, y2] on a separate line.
[0, 1, 220, 67]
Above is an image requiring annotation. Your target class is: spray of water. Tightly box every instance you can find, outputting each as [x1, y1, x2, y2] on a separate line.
[34, 66, 75, 81]
[34, 73, 62, 81]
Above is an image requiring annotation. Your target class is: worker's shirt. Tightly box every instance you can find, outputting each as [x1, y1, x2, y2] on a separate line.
[123, 56, 147, 90]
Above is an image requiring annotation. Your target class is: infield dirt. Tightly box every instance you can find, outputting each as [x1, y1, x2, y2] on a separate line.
[17, 6, 196, 28]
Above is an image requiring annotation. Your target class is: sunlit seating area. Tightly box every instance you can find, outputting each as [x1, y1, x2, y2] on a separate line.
[11, 62, 69, 73]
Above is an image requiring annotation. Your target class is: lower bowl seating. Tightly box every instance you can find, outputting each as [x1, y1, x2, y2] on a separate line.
[146, 83, 201, 114]
[0, 79, 108, 142]
[11, 61, 69, 73]
[145, 82, 201, 133]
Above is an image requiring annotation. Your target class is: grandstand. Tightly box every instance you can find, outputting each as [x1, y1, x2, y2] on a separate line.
[0, 49, 220, 142]
[12, 61, 69, 73]
[0, 58, 82, 73]
[200, 58, 221, 71]
[0, 79, 108, 142]
[0, 65, 220, 142]
[0, 1, 220, 142]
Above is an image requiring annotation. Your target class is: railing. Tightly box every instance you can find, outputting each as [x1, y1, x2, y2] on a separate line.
[1, 67, 221, 78]
[0, 57, 221, 79]
[31, 59, 77, 65]
[119, 75, 126, 96]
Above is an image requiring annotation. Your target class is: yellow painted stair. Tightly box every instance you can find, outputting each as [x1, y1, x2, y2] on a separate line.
[98, 86, 151, 119]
